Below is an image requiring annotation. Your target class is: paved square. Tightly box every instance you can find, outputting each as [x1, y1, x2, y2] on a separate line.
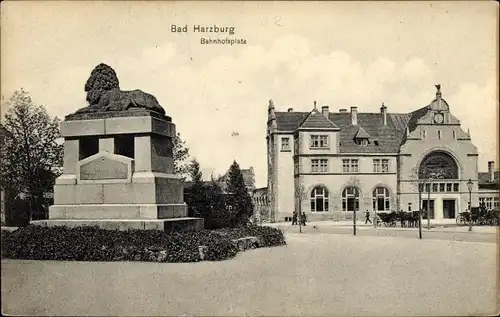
[2, 233, 497, 316]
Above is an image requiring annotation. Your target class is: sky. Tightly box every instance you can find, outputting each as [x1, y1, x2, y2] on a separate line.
[1, 1, 498, 187]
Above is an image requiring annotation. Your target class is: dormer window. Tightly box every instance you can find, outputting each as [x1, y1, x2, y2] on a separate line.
[354, 126, 371, 147]
[356, 138, 369, 146]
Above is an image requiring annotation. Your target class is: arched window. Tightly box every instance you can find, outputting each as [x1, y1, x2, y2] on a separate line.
[419, 151, 458, 180]
[372, 187, 390, 211]
[342, 187, 360, 212]
[310, 187, 329, 212]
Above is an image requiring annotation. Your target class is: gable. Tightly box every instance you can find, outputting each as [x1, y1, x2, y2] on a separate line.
[298, 110, 339, 130]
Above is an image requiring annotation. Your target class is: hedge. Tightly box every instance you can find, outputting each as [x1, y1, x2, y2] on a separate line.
[1, 225, 286, 263]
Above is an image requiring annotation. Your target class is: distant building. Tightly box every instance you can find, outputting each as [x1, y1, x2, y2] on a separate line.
[217, 166, 256, 197]
[252, 187, 270, 222]
[478, 161, 499, 210]
[266, 85, 493, 222]
[184, 166, 256, 213]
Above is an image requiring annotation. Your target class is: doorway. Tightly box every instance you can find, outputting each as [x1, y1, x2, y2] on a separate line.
[443, 199, 456, 219]
[422, 200, 435, 219]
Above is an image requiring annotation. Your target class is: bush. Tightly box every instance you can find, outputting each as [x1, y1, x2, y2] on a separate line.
[214, 224, 286, 248]
[1, 225, 239, 263]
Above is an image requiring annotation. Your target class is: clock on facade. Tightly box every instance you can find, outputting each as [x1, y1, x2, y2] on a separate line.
[434, 113, 444, 124]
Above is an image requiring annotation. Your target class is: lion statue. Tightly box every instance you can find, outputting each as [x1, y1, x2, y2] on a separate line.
[73, 63, 166, 115]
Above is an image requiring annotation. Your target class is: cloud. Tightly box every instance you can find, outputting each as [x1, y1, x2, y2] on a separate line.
[2, 34, 497, 186]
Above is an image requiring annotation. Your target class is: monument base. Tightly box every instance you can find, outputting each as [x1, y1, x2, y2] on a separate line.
[31, 217, 204, 232]
[49, 203, 188, 220]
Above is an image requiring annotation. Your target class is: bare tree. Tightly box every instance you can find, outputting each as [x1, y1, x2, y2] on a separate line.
[295, 182, 307, 233]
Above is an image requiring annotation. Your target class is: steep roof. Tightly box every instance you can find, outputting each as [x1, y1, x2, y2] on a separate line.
[478, 171, 500, 190]
[217, 167, 256, 190]
[275, 111, 410, 153]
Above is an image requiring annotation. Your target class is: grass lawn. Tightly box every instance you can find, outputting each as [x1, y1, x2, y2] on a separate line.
[2, 233, 497, 316]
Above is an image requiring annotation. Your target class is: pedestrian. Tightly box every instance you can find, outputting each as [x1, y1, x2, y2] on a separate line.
[301, 212, 307, 226]
[365, 209, 372, 224]
[292, 211, 298, 225]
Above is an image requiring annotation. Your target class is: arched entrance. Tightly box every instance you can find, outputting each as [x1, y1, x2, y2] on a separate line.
[310, 186, 329, 212]
[418, 151, 460, 219]
[342, 186, 360, 212]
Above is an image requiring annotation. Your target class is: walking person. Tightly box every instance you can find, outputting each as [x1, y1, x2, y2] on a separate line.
[292, 211, 298, 225]
[301, 212, 307, 226]
[365, 209, 372, 224]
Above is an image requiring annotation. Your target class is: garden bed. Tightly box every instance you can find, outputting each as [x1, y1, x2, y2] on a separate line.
[1, 224, 286, 263]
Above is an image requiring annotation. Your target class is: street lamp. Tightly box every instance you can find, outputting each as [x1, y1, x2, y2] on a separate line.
[353, 204, 357, 236]
[418, 180, 423, 239]
[427, 178, 432, 230]
[467, 178, 473, 232]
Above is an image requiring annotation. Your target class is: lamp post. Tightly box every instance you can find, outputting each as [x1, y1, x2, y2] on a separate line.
[467, 178, 473, 232]
[418, 181, 423, 240]
[427, 178, 432, 230]
[353, 204, 357, 236]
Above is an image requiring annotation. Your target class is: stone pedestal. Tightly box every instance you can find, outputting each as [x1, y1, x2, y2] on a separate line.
[32, 110, 203, 232]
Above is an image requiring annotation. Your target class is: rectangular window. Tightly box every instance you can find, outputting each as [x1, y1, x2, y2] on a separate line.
[351, 159, 359, 173]
[408, 203, 412, 212]
[453, 130, 456, 139]
[432, 183, 438, 192]
[438, 130, 442, 140]
[486, 197, 493, 209]
[310, 135, 319, 148]
[425, 183, 431, 192]
[342, 159, 358, 173]
[446, 183, 452, 192]
[494, 197, 499, 208]
[310, 135, 329, 148]
[319, 159, 329, 173]
[281, 137, 290, 151]
[381, 159, 389, 173]
[320, 135, 328, 148]
[453, 183, 459, 192]
[439, 183, 445, 192]
[373, 159, 381, 173]
[311, 159, 319, 173]
[342, 159, 350, 173]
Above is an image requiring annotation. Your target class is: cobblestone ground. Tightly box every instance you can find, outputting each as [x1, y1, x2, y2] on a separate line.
[2, 233, 498, 316]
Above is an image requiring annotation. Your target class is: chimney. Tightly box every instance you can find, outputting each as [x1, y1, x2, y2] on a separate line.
[339, 108, 348, 113]
[380, 102, 387, 126]
[350, 106, 358, 125]
[287, 107, 294, 112]
[321, 106, 329, 118]
[488, 161, 495, 182]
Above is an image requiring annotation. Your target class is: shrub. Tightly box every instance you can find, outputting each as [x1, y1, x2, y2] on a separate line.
[1, 225, 239, 263]
[214, 224, 286, 248]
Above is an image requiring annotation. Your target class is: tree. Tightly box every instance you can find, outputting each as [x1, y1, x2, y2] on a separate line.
[295, 182, 307, 233]
[185, 158, 205, 217]
[0, 89, 63, 220]
[226, 160, 253, 226]
[204, 179, 231, 229]
[173, 132, 190, 178]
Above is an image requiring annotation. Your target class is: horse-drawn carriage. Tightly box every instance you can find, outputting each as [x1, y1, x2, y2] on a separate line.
[374, 211, 420, 228]
[456, 207, 500, 226]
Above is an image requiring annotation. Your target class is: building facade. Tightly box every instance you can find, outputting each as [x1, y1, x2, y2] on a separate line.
[478, 161, 499, 209]
[267, 85, 495, 222]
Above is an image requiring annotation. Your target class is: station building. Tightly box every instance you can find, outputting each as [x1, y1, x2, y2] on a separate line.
[266, 85, 497, 222]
